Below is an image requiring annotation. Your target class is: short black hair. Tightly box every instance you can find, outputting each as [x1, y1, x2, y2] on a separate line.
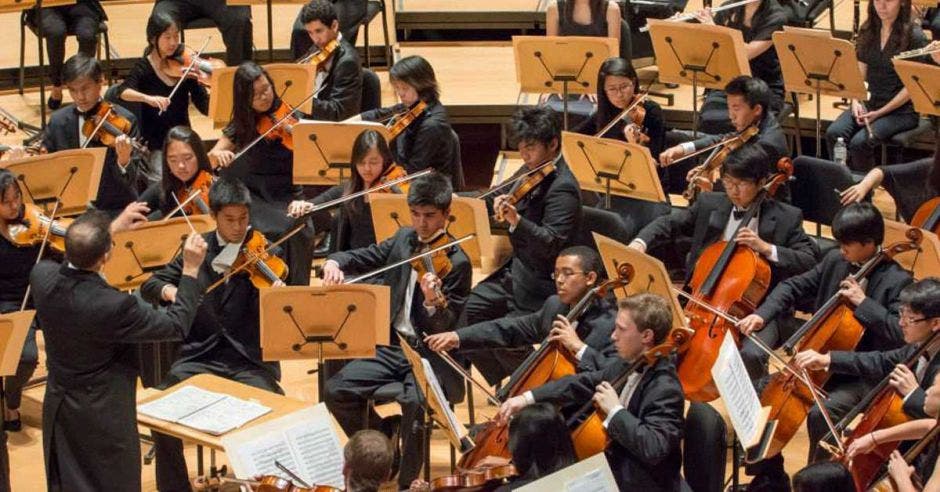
[721, 142, 770, 183]
[792, 462, 855, 492]
[900, 277, 940, 319]
[389, 56, 441, 103]
[407, 172, 452, 211]
[618, 293, 674, 344]
[0, 169, 18, 202]
[832, 202, 884, 245]
[558, 246, 602, 276]
[208, 176, 252, 214]
[300, 0, 338, 27]
[62, 54, 103, 85]
[725, 76, 771, 118]
[508, 403, 576, 478]
[510, 106, 561, 149]
[65, 211, 113, 270]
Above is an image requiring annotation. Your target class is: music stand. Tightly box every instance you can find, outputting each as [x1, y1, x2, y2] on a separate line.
[2, 148, 105, 217]
[258, 285, 390, 400]
[561, 131, 667, 209]
[369, 193, 493, 269]
[101, 216, 216, 291]
[773, 27, 868, 156]
[209, 64, 315, 128]
[0, 311, 34, 378]
[292, 121, 391, 186]
[647, 20, 750, 137]
[883, 219, 940, 281]
[512, 35, 617, 129]
[894, 60, 940, 140]
[592, 232, 686, 330]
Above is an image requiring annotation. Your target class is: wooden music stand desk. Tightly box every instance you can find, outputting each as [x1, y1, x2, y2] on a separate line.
[773, 27, 868, 155]
[369, 193, 493, 269]
[647, 21, 750, 136]
[883, 220, 940, 281]
[209, 64, 315, 128]
[512, 35, 617, 129]
[2, 148, 105, 217]
[893, 60, 940, 133]
[102, 216, 216, 291]
[0, 311, 35, 378]
[561, 131, 667, 209]
[292, 121, 391, 186]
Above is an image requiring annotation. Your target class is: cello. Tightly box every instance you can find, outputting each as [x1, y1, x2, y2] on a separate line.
[759, 227, 924, 459]
[867, 416, 940, 492]
[456, 263, 636, 468]
[911, 197, 940, 236]
[677, 158, 791, 402]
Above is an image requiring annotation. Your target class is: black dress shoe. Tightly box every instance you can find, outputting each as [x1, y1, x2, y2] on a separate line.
[47, 94, 63, 110]
[4, 417, 22, 432]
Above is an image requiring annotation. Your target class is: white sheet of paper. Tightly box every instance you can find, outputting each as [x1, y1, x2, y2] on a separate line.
[177, 396, 272, 435]
[137, 385, 226, 421]
[711, 334, 762, 446]
[421, 358, 463, 437]
[517, 453, 618, 492]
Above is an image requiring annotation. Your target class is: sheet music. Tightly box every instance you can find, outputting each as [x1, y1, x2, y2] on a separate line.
[137, 385, 226, 421]
[565, 468, 617, 492]
[517, 453, 618, 491]
[711, 334, 763, 446]
[421, 358, 462, 437]
[284, 414, 346, 486]
[137, 386, 271, 436]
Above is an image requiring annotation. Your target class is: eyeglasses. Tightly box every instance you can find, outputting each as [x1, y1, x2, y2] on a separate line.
[603, 83, 634, 95]
[551, 270, 586, 281]
[720, 177, 757, 191]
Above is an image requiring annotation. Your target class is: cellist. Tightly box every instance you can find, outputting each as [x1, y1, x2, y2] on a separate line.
[737, 202, 913, 486]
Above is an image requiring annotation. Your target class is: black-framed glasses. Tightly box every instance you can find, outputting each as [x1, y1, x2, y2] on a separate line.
[551, 270, 586, 281]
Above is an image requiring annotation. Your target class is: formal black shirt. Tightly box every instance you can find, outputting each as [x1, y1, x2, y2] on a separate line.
[0, 234, 41, 305]
[575, 99, 667, 158]
[715, 0, 787, 97]
[859, 27, 928, 111]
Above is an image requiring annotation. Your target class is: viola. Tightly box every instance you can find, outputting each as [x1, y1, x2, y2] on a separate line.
[5, 203, 72, 253]
[595, 93, 649, 145]
[683, 126, 759, 203]
[81, 101, 151, 159]
[759, 227, 924, 459]
[373, 164, 409, 195]
[410, 230, 454, 308]
[299, 39, 338, 70]
[174, 170, 214, 216]
[230, 229, 289, 290]
[567, 326, 694, 460]
[911, 197, 940, 235]
[456, 263, 636, 469]
[429, 463, 518, 491]
[257, 98, 299, 151]
[677, 157, 792, 402]
[387, 101, 428, 140]
[494, 158, 557, 223]
[163, 45, 225, 87]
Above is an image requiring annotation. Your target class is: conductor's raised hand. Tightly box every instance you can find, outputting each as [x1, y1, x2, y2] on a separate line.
[182, 233, 208, 278]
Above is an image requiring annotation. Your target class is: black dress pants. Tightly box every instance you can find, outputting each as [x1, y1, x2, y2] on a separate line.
[152, 0, 253, 65]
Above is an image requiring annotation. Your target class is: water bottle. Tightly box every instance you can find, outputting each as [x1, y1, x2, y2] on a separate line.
[833, 137, 847, 166]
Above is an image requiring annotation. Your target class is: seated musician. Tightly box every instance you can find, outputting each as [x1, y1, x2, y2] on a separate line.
[658, 76, 788, 194]
[41, 54, 145, 217]
[461, 105, 582, 384]
[575, 57, 666, 159]
[791, 462, 855, 492]
[140, 176, 285, 492]
[139, 126, 215, 220]
[290, 0, 367, 60]
[344, 430, 395, 492]
[353, 55, 462, 189]
[736, 201, 914, 486]
[149, 0, 252, 66]
[547, 0, 627, 59]
[692, 0, 787, 134]
[425, 246, 618, 374]
[321, 172, 471, 490]
[208, 62, 314, 286]
[297, 0, 363, 121]
[497, 293, 684, 492]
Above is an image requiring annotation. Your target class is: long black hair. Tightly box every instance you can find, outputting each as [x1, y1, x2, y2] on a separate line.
[345, 129, 395, 213]
[594, 57, 639, 131]
[227, 62, 277, 147]
[144, 11, 179, 57]
[508, 403, 576, 480]
[389, 56, 440, 104]
[0, 169, 21, 225]
[159, 126, 214, 210]
[856, 0, 914, 56]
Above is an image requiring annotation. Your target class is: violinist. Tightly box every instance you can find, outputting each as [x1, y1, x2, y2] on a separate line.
[298, 0, 363, 121]
[208, 62, 314, 286]
[354, 56, 461, 188]
[139, 126, 215, 220]
[496, 293, 684, 492]
[426, 246, 618, 385]
[574, 57, 666, 158]
[41, 54, 145, 216]
[736, 202, 913, 486]
[344, 430, 395, 492]
[290, 0, 368, 59]
[140, 176, 285, 492]
[113, 12, 210, 178]
[149, 0, 252, 65]
[322, 173, 471, 490]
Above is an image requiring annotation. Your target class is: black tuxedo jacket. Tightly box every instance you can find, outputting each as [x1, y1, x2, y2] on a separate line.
[310, 40, 362, 121]
[692, 113, 789, 165]
[140, 231, 281, 380]
[31, 261, 202, 491]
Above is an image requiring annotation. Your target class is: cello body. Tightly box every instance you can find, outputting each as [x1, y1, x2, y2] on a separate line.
[844, 391, 909, 491]
[911, 196, 940, 235]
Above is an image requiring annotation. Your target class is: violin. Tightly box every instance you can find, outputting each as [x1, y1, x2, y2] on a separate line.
[911, 197, 940, 235]
[429, 463, 518, 491]
[257, 98, 299, 151]
[374, 164, 409, 194]
[677, 158, 792, 401]
[867, 417, 940, 492]
[299, 39, 338, 70]
[230, 229, 289, 290]
[567, 326, 694, 460]
[162, 44, 225, 87]
[173, 170, 214, 216]
[682, 126, 759, 203]
[595, 93, 649, 145]
[494, 158, 557, 223]
[410, 230, 453, 308]
[81, 101, 151, 159]
[759, 227, 924, 459]
[387, 101, 428, 140]
[457, 263, 636, 469]
[222, 475, 342, 492]
[5, 203, 72, 253]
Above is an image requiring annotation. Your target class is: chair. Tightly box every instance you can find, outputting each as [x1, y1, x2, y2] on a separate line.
[360, 68, 382, 113]
[574, 206, 635, 248]
[362, 0, 392, 68]
[880, 117, 936, 165]
[447, 128, 466, 192]
[791, 156, 860, 251]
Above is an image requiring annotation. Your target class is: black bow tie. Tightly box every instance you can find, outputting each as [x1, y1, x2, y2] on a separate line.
[75, 101, 102, 119]
[732, 209, 747, 220]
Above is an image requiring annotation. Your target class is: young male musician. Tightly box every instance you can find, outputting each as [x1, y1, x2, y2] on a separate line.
[290, 0, 367, 58]
[496, 293, 685, 492]
[321, 172, 471, 490]
[140, 177, 285, 491]
[461, 105, 582, 384]
[343, 430, 395, 492]
[41, 54, 145, 216]
[298, 0, 363, 121]
[425, 246, 618, 374]
[150, 0, 253, 65]
[737, 201, 914, 487]
[30, 211, 208, 491]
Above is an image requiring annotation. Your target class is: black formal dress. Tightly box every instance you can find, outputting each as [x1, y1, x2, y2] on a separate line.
[311, 185, 379, 253]
[310, 39, 363, 122]
[323, 228, 472, 489]
[531, 356, 685, 491]
[30, 261, 203, 491]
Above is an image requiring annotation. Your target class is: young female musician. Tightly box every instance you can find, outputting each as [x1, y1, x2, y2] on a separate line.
[546, 0, 629, 59]
[355, 56, 462, 189]
[139, 126, 215, 219]
[208, 62, 314, 286]
[114, 12, 210, 175]
[575, 57, 666, 158]
[825, 0, 930, 172]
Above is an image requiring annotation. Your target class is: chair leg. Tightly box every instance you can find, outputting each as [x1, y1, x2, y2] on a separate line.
[19, 21, 26, 95]
[466, 380, 476, 427]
